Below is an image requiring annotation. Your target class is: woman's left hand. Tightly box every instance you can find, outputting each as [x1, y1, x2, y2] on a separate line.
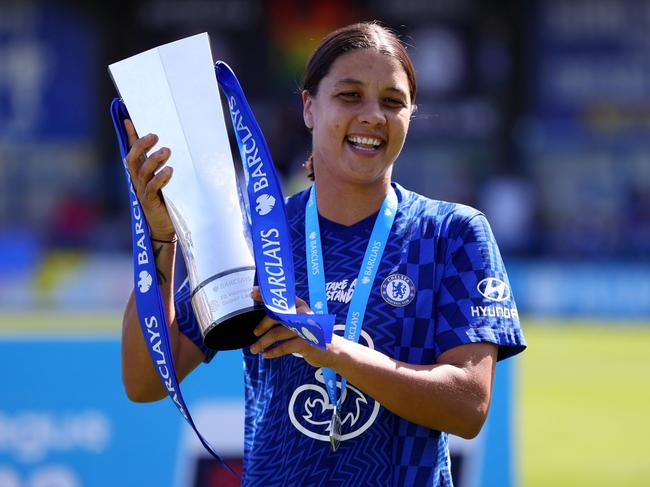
[249, 287, 339, 369]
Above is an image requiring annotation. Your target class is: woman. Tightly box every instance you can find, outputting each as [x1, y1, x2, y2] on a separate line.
[121, 22, 526, 486]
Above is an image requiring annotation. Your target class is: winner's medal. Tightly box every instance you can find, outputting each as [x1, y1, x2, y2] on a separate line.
[329, 406, 342, 452]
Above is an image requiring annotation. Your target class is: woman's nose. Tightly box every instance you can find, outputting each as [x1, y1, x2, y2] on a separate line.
[357, 100, 387, 126]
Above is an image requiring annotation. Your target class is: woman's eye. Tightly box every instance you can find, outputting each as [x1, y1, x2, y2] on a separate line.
[339, 92, 360, 100]
[384, 98, 405, 108]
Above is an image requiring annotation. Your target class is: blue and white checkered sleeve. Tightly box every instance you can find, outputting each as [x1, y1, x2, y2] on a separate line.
[174, 278, 217, 363]
[434, 211, 526, 361]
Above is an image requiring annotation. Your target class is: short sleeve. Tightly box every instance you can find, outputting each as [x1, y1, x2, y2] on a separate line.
[435, 211, 526, 361]
[174, 278, 217, 363]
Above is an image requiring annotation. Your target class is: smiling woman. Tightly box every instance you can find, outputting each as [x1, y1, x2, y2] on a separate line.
[303, 48, 413, 224]
[119, 21, 526, 487]
[301, 24, 417, 225]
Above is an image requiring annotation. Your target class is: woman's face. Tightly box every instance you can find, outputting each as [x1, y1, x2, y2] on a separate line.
[303, 48, 413, 187]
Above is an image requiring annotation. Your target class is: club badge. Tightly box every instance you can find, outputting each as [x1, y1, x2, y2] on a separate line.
[380, 273, 416, 307]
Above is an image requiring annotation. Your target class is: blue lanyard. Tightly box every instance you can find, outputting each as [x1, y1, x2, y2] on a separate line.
[305, 185, 398, 412]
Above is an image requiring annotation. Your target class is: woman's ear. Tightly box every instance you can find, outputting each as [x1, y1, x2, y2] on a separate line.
[302, 90, 314, 130]
[410, 102, 418, 120]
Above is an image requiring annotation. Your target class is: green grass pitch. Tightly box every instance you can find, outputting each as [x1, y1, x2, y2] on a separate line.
[0, 311, 122, 335]
[1, 313, 648, 486]
[520, 320, 650, 487]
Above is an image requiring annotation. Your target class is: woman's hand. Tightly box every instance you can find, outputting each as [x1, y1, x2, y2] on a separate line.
[124, 119, 176, 240]
[249, 287, 340, 369]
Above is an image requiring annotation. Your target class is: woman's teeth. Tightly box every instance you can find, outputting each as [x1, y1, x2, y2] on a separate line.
[347, 135, 382, 150]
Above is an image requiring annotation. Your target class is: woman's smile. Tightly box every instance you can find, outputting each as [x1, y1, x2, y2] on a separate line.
[346, 133, 385, 154]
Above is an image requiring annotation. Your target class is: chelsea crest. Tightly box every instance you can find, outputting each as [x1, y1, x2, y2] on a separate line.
[380, 273, 416, 307]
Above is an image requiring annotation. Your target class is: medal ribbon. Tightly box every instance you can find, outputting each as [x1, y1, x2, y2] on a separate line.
[305, 185, 397, 445]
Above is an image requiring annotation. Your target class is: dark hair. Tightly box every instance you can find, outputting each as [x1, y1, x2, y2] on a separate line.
[301, 21, 417, 105]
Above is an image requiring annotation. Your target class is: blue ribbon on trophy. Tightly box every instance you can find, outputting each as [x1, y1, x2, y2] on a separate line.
[110, 98, 237, 474]
[215, 61, 335, 344]
[109, 34, 334, 471]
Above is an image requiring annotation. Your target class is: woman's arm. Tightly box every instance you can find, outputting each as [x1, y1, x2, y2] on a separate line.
[121, 243, 205, 403]
[321, 338, 496, 439]
[120, 119, 205, 402]
[249, 290, 497, 439]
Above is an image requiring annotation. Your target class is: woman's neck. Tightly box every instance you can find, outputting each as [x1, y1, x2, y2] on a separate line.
[314, 177, 391, 226]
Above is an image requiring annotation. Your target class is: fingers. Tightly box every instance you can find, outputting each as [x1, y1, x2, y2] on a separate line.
[138, 146, 170, 180]
[137, 147, 171, 198]
[120, 119, 175, 236]
[250, 287, 278, 338]
[122, 122, 172, 205]
[250, 324, 297, 354]
[125, 132, 157, 174]
[259, 336, 305, 359]
[124, 119, 139, 147]
[249, 286, 316, 356]
[253, 314, 280, 339]
[142, 165, 173, 204]
[295, 295, 313, 315]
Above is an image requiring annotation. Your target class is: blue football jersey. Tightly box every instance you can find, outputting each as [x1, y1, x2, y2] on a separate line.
[175, 182, 526, 486]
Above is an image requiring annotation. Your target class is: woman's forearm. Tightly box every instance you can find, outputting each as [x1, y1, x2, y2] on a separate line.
[329, 338, 497, 438]
[121, 240, 178, 402]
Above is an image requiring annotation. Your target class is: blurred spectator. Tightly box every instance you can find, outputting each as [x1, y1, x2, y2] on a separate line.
[0, 0, 647, 261]
[478, 173, 536, 256]
[47, 192, 99, 248]
[625, 186, 650, 257]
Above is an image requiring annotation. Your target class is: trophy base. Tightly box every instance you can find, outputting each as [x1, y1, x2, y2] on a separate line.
[191, 267, 267, 351]
[202, 305, 267, 351]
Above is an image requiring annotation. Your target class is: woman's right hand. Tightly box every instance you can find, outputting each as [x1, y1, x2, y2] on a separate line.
[124, 119, 176, 239]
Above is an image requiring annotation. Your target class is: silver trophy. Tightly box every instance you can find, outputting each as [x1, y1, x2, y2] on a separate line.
[109, 33, 265, 350]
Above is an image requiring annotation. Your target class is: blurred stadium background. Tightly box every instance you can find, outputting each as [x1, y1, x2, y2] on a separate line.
[1, 0, 649, 486]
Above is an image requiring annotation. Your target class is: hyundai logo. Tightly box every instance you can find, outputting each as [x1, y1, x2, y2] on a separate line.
[477, 277, 510, 302]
